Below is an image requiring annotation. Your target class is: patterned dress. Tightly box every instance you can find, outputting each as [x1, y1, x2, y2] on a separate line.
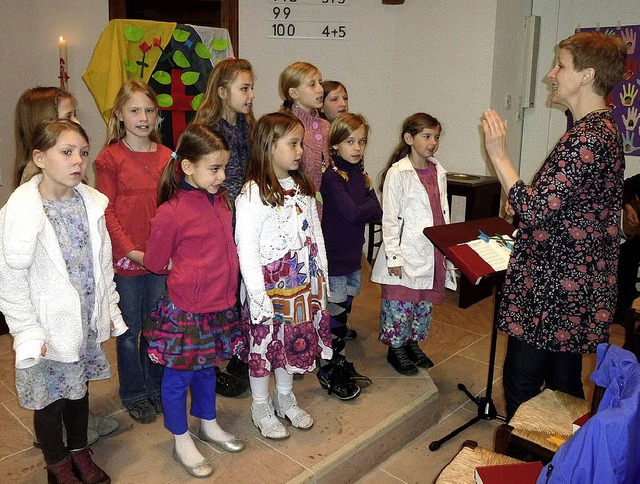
[499, 110, 624, 353]
[16, 192, 111, 410]
[236, 178, 332, 376]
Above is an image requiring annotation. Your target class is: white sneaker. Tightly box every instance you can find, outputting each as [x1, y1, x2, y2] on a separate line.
[273, 391, 313, 430]
[251, 400, 289, 439]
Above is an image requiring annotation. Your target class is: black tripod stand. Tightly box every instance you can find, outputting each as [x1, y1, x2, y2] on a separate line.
[429, 281, 507, 451]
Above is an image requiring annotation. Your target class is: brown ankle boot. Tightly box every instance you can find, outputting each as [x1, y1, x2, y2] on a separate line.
[69, 448, 111, 484]
[46, 455, 81, 484]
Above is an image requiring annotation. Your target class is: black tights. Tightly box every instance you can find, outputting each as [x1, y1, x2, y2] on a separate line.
[34, 392, 89, 465]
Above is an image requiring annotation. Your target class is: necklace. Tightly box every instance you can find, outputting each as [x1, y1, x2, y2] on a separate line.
[123, 138, 152, 152]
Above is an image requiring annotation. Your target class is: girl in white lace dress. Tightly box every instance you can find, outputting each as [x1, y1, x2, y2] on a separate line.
[235, 112, 332, 440]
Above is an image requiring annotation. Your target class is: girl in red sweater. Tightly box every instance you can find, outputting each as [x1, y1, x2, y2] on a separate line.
[143, 124, 244, 478]
[95, 80, 172, 424]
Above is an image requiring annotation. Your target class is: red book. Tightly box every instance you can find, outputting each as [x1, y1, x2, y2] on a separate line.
[474, 461, 544, 484]
[572, 412, 591, 433]
[448, 243, 496, 285]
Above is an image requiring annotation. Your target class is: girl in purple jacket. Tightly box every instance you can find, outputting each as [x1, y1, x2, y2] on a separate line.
[319, 113, 382, 397]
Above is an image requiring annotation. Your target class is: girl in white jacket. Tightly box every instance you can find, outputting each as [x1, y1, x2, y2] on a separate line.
[235, 112, 332, 440]
[0, 119, 127, 484]
[371, 113, 456, 375]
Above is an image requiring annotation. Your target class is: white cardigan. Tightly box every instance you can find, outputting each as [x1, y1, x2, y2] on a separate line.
[235, 179, 329, 324]
[371, 156, 457, 291]
[0, 176, 127, 369]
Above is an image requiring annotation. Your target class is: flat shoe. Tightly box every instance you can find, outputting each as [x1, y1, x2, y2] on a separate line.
[198, 429, 245, 452]
[88, 412, 119, 436]
[172, 447, 214, 478]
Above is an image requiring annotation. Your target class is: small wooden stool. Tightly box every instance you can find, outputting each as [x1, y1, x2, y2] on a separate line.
[435, 440, 524, 484]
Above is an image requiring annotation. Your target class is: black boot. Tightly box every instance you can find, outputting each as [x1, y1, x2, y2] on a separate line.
[333, 354, 372, 388]
[387, 346, 418, 375]
[405, 341, 434, 368]
[317, 356, 361, 400]
[226, 355, 249, 380]
[215, 366, 249, 397]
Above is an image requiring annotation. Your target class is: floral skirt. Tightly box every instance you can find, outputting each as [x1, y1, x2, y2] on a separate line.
[143, 293, 241, 371]
[240, 249, 332, 377]
[16, 329, 111, 410]
[379, 297, 433, 347]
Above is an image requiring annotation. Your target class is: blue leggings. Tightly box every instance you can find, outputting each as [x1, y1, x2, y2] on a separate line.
[162, 366, 216, 435]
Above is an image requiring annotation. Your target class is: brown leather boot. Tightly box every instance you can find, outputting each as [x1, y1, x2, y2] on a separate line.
[69, 448, 111, 484]
[46, 455, 81, 484]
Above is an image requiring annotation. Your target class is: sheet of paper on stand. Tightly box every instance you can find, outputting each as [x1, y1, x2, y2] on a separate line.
[464, 238, 512, 272]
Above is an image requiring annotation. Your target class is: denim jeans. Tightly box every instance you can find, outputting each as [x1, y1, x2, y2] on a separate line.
[115, 273, 167, 408]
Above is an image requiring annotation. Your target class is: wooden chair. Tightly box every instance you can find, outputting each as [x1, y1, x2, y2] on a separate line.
[494, 315, 639, 463]
[435, 440, 525, 484]
[494, 387, 603, 463]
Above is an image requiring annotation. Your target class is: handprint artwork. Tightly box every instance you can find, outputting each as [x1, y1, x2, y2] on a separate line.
[622, 131, 640, 154]
[583, 24, 640, 155]
[621, 27, 637, 55]
[621, 83, 639, 107]
[623, 106, 639, 131]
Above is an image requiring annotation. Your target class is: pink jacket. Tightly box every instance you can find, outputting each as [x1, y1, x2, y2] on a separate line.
[144, 188, 239, 313]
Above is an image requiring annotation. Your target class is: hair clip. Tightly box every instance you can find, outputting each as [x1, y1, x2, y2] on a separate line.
[171, 152, 180, 161]
[227, 56, 236, 61]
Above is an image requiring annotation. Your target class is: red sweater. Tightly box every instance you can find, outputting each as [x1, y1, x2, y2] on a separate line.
[95, 141, 173, 276]
[144, 188, 239, 313]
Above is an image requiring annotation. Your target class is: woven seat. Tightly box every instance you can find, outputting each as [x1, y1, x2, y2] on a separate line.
[495, 386, 602, 463]
[436, 441, 523, 484]
[508, 389, 589, 453]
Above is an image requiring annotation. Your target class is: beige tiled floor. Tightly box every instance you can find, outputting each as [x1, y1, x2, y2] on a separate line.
[0, 259, 625, 483]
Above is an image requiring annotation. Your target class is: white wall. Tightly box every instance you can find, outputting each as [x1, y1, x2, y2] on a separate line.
[0, 0, 109, 204]
[2, 0, 637, 206]
[521, 0, 640, 183]
[239, 0, 500, 193]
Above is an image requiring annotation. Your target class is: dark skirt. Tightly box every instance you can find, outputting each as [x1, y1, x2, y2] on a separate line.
[143, 293, 241, 371]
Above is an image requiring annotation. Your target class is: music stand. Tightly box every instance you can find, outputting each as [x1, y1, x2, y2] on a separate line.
[423, 216, 514, 451]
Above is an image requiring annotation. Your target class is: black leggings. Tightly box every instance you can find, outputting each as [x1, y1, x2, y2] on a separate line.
[33, 392, 89, 465]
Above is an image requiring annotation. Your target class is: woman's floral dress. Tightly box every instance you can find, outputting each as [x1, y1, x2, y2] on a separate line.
[500, 111, 624, 353]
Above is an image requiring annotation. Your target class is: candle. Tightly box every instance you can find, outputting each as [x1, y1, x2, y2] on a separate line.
[58, 36, 68, 89]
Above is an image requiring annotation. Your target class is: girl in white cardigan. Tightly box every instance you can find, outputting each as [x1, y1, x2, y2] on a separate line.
[235, 112, 332, 440]
[0, 120, 127, 484]
[371, 113, 456, 376]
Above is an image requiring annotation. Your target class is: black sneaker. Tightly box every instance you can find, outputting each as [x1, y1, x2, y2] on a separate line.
[127, 399, 157, 424]
[405, 341, 434, 368]
[317, 363, 361, 400]
[215, 366, 249, 397]
[387, 346, 418, 375]
[333, 354, 372, 388]
[226, 355, 249, 380]
[149, 396, 164, 414]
